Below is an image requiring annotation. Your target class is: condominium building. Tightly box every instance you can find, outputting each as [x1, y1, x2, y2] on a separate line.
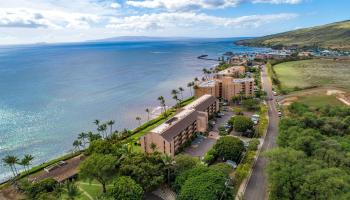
[216, 66, 245, 78]
[194, 67, 254, 101]
[140, 94, 219, 156]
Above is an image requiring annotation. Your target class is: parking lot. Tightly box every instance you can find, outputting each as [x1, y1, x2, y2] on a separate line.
[184, 105, 234, 158]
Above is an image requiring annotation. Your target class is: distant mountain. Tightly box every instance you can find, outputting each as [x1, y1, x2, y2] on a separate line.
[88, 36, 194, 42]
[236, 20, 350, 51]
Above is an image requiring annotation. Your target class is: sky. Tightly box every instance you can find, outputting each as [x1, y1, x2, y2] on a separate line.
[0, 0, 349, 44]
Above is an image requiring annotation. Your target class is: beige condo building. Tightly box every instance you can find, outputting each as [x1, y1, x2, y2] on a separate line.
[140, 94, 219, 156]
[194, 66, 254, 101]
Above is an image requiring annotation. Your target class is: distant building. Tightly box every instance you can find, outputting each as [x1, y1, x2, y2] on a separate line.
[194, 66, 254, 101]
[140, 94, 219, 156]
[216, 66, 245, 78]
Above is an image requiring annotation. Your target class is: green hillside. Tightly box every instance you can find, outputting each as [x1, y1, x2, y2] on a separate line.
[236, 20, 350, 50]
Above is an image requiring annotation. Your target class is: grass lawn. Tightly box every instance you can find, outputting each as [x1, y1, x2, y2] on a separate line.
[77, 180, 114, 199]
[274, 59, 350, 92]
[297, 94, 344, 107]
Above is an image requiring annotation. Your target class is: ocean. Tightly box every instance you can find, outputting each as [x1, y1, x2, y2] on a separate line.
[0, 38, 268, 181]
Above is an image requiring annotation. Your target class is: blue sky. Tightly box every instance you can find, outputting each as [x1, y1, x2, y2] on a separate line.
[0, 0, 348, 44]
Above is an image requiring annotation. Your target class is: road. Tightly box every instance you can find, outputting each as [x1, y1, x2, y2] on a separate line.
[243, 65, 279, 200]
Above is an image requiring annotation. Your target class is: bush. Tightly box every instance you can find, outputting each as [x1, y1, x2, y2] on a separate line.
[233, 108, 243, 115]
[232, 116, 254, 133]
[177, 166, 232, 200]
[173, 155, 199, 176]
[247, 139, 260, 151]
[203, 148, 217, 164]
[20, 178, 57, 199]
[173, 165, 209, 192]
[242, 99, 260, 111]
[109, 176, 144, 200]
[213, 136, 245, 162]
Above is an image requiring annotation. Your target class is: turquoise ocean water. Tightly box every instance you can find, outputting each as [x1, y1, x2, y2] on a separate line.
[0, 38, 267, 181]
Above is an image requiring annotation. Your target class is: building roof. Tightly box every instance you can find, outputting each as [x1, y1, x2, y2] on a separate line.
[217, 66, 245, 75]
[232, 78, 254, 83]
[198, 80, 216, 87]
[151, 108, 196, 133]
[183, 94, 217, 112]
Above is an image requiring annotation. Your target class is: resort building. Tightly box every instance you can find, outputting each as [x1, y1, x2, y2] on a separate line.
[216, 66, 245, 78]
[194, 76, 255, 101]
[140, 94, 219, 156]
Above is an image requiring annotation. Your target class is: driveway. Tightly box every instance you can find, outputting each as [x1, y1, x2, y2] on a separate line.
[243, 65, 279, 200]
[184, 106, 234, 158]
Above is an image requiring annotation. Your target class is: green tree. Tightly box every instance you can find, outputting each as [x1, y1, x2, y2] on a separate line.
[232, 115, 254, 133]
[109, 176, 144, 200]
[107, 120, 115, 135]
[66, 181, 80, 200]
[79, 154, 118, 193]
[242, 99, 260, 111]
[145, 108, 151, 121]
[299, 168, 350, 200]
[161, 154, 174, 184]
[158, 96, 167, 116]
[173, 154, 199, 176]
[187, 82, 194, 96]
[136, 116, 141, 126]
[2, 155, 19, 177]
[213, 136, 244, 162]
[177, 166, 232, 200]
[178, 87, 184, 100]
[119, 153, 164, 191]
[20, 154, 34, 172]
[77, 132, 88, 149]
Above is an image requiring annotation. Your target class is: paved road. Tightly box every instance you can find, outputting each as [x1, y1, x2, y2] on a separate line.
[244, 65, 279, 200]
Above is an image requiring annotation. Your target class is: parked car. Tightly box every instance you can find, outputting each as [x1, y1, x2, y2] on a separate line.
[278, 111, 282, 117]
[218, 112, 225, 117]
[225, 160, 237, 169]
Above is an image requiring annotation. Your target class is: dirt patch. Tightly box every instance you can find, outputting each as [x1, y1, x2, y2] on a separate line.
[280, 87, 350, 107]
[0, 185, 25, 200]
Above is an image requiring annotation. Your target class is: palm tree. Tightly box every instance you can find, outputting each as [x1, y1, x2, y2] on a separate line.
[136, 116, 141, 126]
[98, 123, 108, 139]
[202, 68, 208, 79]
[2, 155, 19, 177]
[20, 154, 34, 172]
[150, 143, 157, 153]
[66, 181, 80, 200]
[187, 82, 194, 96]
[73, 140, 82, 152]
[171, 89, 178, 96]
[93, 119, 100, 127]
[158, 96, 167, 116]
[194, 77, 199, 82]
[145, 108, 151, 121]
[107, 120, 115, 135]
[178, 87, 184, 100]
[77, 132, 88, 149]
[172, 94, 180, 107]
[161, 154, 174, 185]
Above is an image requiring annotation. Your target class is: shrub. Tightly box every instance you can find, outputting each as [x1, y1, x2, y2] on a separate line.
[247, 139, 260, 151]
[242, 99, 260, 111]
[233, 108, 243, 115]
[213, 136, 245, 162]
[232, 116, 254, 133]
[177, 166, 232, 200]
[109, 176, 144, 200]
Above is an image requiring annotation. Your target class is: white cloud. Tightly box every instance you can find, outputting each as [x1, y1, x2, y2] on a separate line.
[110, 2, 122, 9]
[0, 8, 100, 29]
[107, 12, 298, 30]
[252, 0, 302, 4]
[126, 0, 243, 11]
[126, 0, 303, 11]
